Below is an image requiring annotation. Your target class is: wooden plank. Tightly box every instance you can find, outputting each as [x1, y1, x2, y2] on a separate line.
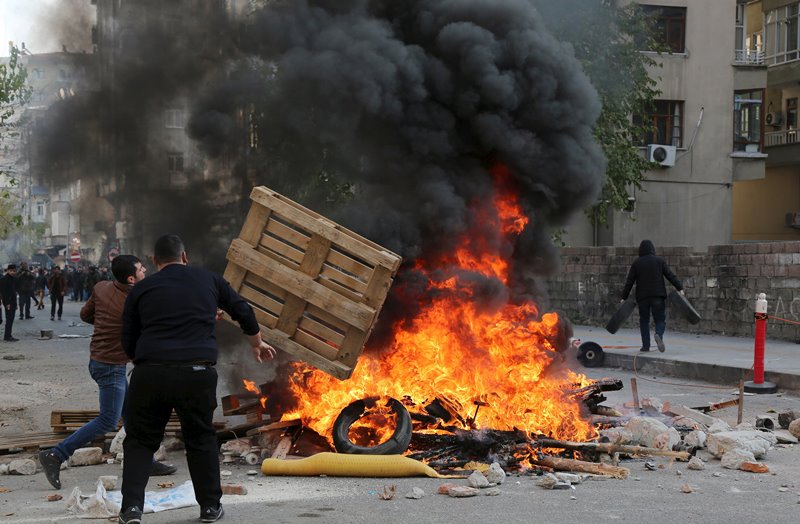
[243, 272, 288, 302]
[239, 200, 272, 246]
[259, 327, 352, 380]
[325, 248, 373, 281]
[275, 295, 307, 335]
[320, 265, 368, 294]
[666, 405, 719, 426]
[223, 265, 248, 294]
[250, 187, 401, 271]
[260, 234, 305, 266]
[240, 286, 283, 318]
[228, 239, 376, 332]
[303, 304, 350, 334]
[265, 217, 311, 251]
[270, 436, 293, 459]
[293, 330, 339, 360]
[335, 329, 369, 368]
[362, 265, 394, 309]
[318, 277, 364, 304]
[296, 315, 345, 346]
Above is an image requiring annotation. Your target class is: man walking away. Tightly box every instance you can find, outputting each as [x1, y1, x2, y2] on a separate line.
[17, 262, 36, 319]
[621, 240, 684, 353]
[0, 265, 19, 341]
[118, 234, 276, 524]
[39, 255, 176, 490]
[48, 266, 67, 321]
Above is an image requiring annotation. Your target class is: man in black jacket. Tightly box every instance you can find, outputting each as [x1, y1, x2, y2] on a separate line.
[621, 240, 683, 353]
[118, 234, 276, 524]
[0, 265, 19, 342]
[17, 262, 36, 320]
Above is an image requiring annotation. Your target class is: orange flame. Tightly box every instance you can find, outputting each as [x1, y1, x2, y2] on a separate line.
[242, 379, 268, 410]
[282, 165, 593, 444]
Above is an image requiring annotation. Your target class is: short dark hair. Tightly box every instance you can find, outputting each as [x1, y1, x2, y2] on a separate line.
[153, 234, 185, 263]
[111, 255, 141, 283]
[6, 264, 16, 271]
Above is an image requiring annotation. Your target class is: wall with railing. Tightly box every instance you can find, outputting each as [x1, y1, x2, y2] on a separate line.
[765, 129, 800, 147]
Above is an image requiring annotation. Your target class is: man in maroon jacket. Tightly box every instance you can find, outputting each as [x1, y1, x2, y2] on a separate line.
[39, 255, 176, 489]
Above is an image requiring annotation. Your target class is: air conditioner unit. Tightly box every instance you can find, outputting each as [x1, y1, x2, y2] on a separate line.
[647, 144, 677, 167]
[766, 111, 783, 126]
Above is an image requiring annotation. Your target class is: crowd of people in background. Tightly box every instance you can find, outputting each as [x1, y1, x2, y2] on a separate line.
[0, 262, 116, 342]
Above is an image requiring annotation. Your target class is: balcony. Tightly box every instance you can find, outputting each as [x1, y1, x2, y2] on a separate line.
[765, 129, 800, 167]
[734, 49, 765, 66]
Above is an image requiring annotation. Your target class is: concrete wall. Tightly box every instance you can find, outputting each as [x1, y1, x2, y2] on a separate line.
[545, 242, 800, 342]
[734, 166, 800, 240]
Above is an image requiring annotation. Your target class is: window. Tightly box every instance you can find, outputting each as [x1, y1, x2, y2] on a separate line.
[164, 109, 185, 128]
[167, 153, 184, 172]
[766, 3, 800, 65]
[36, 203, 45, 218]
[733, 90, 763, 153]
[787, 98, 798, 129]
[639, 5, 687, 53]
[634, 100, 684, 147]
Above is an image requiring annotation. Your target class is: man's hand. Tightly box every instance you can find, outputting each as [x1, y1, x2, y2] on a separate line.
[246, 333, 276, 362]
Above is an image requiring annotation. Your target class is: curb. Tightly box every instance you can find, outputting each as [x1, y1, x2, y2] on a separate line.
[602, 351, 800, 393]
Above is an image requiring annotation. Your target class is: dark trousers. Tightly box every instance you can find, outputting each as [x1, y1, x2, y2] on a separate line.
[18, 291, 33, 318]
[51, 294, 64, 319]
[122, 364, 221, 511]
[638, 297, 666, 349]
[4, 307, 15, 340]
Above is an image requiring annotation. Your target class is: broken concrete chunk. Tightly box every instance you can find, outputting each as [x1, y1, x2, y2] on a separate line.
[99, 476, 118, 491]
[437, 483, 458, 494]
[555, 473, 582, 485]
[468, 470, 490, 488]
[706, 431, 777, 459]
[775, 429, 799, 444]
[535, 473, 559, 489]
[109, 428, 125, 455]
[68, 447, 104, 467]
[485, 488, 501, 496]
[684, 430, 707, 449]
[599, 427, 633, 445]
[486, 462, 506, 485]
[405, 487, 425, 499]
[162, 436, 184, 452]
[686, 457, 705, 471]
[707, 419, 733, 434]
[625, 417, 671, 448]
[789, 419, 800, 439]
[220, 439, 251, 457]
[8, 459, 36, 475]
[721, 448, 757, 470]
[778, 410, 798, 429]
[680, 484, 694, 493]
[0, 464, 8, 475]
[153, 445, 167, 462]
[448, 486, 480, 498]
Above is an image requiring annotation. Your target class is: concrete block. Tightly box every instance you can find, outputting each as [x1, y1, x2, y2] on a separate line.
[68, 447, 104, 467]
[8, 459, 36, 475]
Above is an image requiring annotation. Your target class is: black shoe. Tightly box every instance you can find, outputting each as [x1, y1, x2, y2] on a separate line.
[58, 316, 62, 320]
[150, 461, 177, 476]
[26, 316, 34, 319]
[50, 317, 54, 321]
[639, 347, 650, 352]
[4, 337, 19, 342]
[655, 334, 666, 353]
[19, 316, 23, 320]
[118, 505, 143, 524]
[200, 504, 224, 522]
[38, 449, 62, 489]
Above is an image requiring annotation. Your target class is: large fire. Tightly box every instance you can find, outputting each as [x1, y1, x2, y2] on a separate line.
[281, 165, 594, 445]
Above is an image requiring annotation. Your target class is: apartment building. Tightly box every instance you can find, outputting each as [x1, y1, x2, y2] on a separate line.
[567, 1, 768, 251]
[733, 0, 800, 241]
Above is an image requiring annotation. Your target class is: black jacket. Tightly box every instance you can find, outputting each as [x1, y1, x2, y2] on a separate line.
[16, 269, 35, 293]
[0, 275, 17, 309]
[121, 263, 260, 364]
[621, 240, 683, 302]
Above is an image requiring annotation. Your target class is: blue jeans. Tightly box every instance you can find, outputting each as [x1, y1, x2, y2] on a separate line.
[53, 360, 127, 462]
[638, 297, 666, 350]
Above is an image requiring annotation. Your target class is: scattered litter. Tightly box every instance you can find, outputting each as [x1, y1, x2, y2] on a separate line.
[221, 484, 247, 495]
[58, 334, 90, 338]
[46, 494, 63, 502]
[405, 487, 425, 499]
[447, 486, 479, 498]
[644, 462, 656, 471]
[68, 480, 198, 518]
[246, 470, 258, 476]
[485, 488, 501, 496]
[0, 487, 11, 493]
[379, 485, 397, 500]
[680, 484, 695, 493]
[157, 482, 174, 489]
[687, 457, 705, 471]
[2, 355, 24, 360]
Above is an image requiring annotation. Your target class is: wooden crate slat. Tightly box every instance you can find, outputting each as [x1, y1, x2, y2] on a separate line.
[259, 234, 305, 266]
[228, 239, 376, 332]
[239, 201, 273, 246]
[325, 247, 373, 281]
[226, 186, 402, 379]
[292, 330, 340, 361]
[297, 314, 345, 346]
[319, 265, 368, 294]
[250, 187, 400, 271]
[259, 327, 352, 379]
[265, 215, 311, 250]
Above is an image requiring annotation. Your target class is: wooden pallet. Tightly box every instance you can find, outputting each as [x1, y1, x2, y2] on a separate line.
[0, 432, 73, 454]
[51, 410, 184, 434]
[224, 186, 402, 380]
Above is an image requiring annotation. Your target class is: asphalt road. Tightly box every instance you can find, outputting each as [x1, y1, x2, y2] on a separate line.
[0, 302, 798, 523]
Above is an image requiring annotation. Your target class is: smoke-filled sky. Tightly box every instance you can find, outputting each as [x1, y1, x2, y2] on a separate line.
[0, 0, 94, 55]
[32, 0, 606, 308]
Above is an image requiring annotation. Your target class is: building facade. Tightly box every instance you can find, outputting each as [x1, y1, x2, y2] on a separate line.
[565, 1, 768, 251]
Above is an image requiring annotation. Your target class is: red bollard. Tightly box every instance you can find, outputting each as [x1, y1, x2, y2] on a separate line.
[745, 293, 778, 394]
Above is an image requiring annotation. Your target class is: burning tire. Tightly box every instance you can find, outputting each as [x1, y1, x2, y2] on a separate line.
[577, 341, 605, 368]
[332, 397, 412, 455]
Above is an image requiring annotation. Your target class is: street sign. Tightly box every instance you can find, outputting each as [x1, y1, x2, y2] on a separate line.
[70, 252, 81, 262]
